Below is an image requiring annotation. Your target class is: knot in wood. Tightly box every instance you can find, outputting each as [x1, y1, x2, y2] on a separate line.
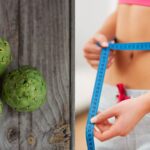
[48, 124, 70, 144]
[27, 134, 36, 145]
[7, 127, 19, 143]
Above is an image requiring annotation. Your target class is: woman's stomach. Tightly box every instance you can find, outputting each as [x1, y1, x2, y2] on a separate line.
[104, 4, 150, 89]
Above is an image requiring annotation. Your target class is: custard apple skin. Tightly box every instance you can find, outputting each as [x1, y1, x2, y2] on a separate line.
[2, 66, 47, 112]
[0, 38, 12, 75]
[0, 101, 3, 114]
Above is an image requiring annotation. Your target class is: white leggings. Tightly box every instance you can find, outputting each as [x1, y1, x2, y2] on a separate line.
[95, 84, 150, 150]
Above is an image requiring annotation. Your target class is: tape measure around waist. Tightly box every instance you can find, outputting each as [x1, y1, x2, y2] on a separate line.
[86, 42, 150, 150]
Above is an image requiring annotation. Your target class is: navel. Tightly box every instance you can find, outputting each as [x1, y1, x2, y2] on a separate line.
[130, 52, 134, 59]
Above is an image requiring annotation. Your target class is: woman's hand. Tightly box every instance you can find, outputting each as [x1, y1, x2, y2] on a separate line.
[83, 33, 115, 69]
[91, 97, 149, 141]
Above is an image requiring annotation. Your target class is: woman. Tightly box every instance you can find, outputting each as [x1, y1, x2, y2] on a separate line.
[83, 0, 150, 149]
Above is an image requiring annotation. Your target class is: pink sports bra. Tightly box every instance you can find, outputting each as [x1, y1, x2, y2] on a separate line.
[119, 0, 150, 6]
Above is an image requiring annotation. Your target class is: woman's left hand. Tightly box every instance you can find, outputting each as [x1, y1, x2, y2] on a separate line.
[91, 96, 150, 141]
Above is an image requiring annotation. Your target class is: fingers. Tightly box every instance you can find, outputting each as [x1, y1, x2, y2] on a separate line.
[85, 51, 115, 69]
[93, 109, 117, 141]
[84, 53, 100, 60]
[91, 34, 108, 47]
[94, 125, 119, 141]
[95, 121, 112, 133]
[83, 42, 101, 69]
[91, 107, 117, 124]
[87, 60, 99, 68]
[83, 33, 112, 69]
[84, 44, 101, 54]
[94, 118, 125, 141]
[97, 110, 112, 126]
[93, 109, 126, 141]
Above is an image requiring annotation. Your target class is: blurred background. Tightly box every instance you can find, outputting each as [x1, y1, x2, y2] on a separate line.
[75, 0, 117, 149]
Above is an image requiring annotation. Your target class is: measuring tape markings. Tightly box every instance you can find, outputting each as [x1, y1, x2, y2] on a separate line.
[86, 42, 150, 150]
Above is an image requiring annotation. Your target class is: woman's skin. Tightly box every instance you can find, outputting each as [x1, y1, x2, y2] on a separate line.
[106, 5, 150, 89]
[83, 4, 150, 141]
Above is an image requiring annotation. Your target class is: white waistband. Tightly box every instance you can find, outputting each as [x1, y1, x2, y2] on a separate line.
[103, 83, 150, 98]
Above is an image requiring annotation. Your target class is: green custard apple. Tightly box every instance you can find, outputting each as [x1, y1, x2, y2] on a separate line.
[0, 100, 3, 114]
[2, 66, 47, 112]
[0, 38, 12, 75]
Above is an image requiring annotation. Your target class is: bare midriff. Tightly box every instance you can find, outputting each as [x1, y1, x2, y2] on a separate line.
[105, 4, 150, 89]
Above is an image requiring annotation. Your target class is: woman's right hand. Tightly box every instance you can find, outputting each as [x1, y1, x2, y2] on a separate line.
[83, 33, 115, 69]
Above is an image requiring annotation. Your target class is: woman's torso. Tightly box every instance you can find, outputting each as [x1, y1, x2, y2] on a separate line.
[105, 4, 150, 89]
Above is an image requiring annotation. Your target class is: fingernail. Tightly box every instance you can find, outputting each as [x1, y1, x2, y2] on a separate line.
[102, 42, 108, 47]
[91, 116, 97, 123]
[94, 126, 100, 132]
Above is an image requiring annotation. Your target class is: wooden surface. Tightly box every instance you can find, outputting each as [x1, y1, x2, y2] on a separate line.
[0, 0, 74, 149]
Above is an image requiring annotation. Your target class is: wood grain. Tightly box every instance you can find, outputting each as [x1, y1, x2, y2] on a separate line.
[0, 0, 73, 149]
[0, 0, 19, 149]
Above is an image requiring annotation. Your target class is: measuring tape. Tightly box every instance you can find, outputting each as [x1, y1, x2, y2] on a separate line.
[86, 42, 150, 150]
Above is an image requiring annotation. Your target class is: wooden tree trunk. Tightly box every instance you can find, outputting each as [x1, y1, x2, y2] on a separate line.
[0, 0, 74, 149]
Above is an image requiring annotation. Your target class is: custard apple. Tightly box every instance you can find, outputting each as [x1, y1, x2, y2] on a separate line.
[0, 101, 3, 113]
[0, 38, 12, 75]
[2, 66, 47, 112]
